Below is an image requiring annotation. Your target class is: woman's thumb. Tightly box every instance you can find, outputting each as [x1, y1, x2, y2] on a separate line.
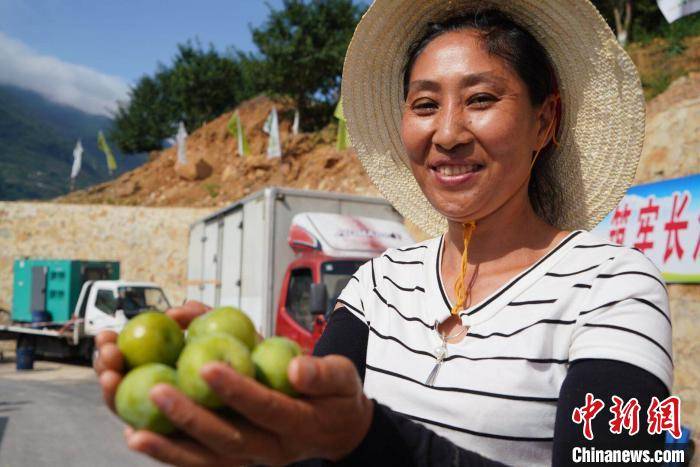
[288, 355, 361, 397]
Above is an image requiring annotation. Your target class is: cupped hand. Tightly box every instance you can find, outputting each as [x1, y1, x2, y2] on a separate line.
[125, 354, 373, 466]
[93, 300, 211, 411]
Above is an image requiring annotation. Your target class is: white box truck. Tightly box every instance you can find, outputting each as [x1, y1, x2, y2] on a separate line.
[186, 187, 414, 352]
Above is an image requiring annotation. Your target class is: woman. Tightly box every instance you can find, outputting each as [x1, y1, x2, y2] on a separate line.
[95, 1, 673, 465]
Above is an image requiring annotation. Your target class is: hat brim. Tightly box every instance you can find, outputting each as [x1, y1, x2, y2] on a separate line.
[341, 0, 644, 236]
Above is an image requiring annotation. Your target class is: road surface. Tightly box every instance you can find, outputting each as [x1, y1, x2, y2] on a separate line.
[0, 356, 160, 467]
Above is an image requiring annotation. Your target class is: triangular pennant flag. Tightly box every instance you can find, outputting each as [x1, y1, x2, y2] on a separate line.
[97, 130, 117, 174]
[657, 0, 700, 22]
[264, 107, 281, 158]
[227, 111, 249, 156]
[292, 109, 300, 135]
[334, 100, 350, 150]
[176, 121, 188, 165]
[71, 140, 83, 179]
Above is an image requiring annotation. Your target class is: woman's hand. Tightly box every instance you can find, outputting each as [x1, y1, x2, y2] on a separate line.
[94, 300, 374, 465]
[93, 300, 211, 411]
[125, 355, 373, 466]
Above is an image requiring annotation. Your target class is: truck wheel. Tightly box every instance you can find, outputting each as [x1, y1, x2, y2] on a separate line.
[80, 339, 95, 365]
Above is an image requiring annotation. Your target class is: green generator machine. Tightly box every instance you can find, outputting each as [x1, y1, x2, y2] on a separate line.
[11, 259, 120, 323]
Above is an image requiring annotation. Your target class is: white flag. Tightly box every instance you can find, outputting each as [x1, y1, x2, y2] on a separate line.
[657, 0, 700, 22]
[292, 109, 300, 135]
[176, 121, 188, 165]
[71, 140, 83, 179]
[263, 107, 281, 158]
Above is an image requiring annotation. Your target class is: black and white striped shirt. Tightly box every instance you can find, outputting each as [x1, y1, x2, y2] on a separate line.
[337, 230, 673, 466]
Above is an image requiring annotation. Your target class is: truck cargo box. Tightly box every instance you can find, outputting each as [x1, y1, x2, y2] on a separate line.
[187, 187, 405, 336]
[12, 259, 119, 323]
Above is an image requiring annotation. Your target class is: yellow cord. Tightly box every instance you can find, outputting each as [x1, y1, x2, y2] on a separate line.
[451, 221, 476, 316]
[449, 104, 558, 317]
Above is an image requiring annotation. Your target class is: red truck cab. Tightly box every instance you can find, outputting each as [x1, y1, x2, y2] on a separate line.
[274, 213, 413, 353]
[276, 252, 365, 353]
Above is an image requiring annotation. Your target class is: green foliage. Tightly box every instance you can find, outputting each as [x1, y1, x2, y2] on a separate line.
[111, 75, 172, 153]
[641, 71, 674, 99]
[250, 0, 365, 130]
[591, 0, 700, 44]
[111, 42, 263, 154]
[202, 182, 220, 198]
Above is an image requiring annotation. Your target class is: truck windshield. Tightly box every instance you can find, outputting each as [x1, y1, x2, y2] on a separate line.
[321, 261, 365, 313]
[118, 287, 170, 314]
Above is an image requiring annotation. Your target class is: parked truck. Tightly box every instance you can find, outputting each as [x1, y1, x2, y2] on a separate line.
[186, 187, 414, 352]
[0, 259, 170, 361]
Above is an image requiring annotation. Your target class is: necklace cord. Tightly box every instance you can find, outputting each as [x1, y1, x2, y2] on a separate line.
[450, 221, 476, 315]
[447, 102, 557, 317]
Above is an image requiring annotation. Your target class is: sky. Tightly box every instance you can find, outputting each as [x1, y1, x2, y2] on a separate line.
[0, 0, 283, 116]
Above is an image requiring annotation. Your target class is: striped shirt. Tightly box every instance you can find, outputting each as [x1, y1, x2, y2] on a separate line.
[337, 230, 673, 466]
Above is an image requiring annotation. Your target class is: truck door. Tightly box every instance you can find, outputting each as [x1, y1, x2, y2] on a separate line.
[202, 221, 221, 307]
[85, 287, 125, 335]
[276, 267, 315, 352]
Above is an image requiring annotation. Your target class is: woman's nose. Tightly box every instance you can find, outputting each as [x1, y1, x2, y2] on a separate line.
[432, 104, 473, 151]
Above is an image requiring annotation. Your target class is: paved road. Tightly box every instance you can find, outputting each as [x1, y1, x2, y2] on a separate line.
[0, 358, 160, 467]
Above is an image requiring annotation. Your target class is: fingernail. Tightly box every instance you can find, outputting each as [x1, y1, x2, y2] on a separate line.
[150, 386, 174, 412]
[291, 358, 316, 387]
[201, 363, 239, 388]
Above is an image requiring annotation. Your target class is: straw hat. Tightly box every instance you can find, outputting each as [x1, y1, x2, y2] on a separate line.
[341, 0, 644, 237]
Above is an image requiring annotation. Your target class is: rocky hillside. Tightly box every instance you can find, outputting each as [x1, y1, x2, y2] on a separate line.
[56, 96, 377, 208]
[636, 72, 700, 183]
[56, 68, 700, 210]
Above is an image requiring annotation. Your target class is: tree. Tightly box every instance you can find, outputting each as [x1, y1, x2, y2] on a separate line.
[111, 42, 259, 154]
[250, 0, 366, 130]
[591, 0, 667, 45]
[111, 75, 173, 153]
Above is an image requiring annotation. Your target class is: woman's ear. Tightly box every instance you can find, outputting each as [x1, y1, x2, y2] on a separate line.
[535, 94, 558, 151]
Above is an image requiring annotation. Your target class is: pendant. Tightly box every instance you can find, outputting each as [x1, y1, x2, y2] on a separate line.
[425, 339, 447, 386]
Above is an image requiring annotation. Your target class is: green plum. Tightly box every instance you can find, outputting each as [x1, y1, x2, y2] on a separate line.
[176, 333, 254, 408]
[251, 336, 302, 396]
[186, 306, 257, 351]
[118, 311, 185, 368]
[115, 363, 177, 434]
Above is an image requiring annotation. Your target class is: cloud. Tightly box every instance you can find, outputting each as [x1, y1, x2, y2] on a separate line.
[0, 32, 129, 117]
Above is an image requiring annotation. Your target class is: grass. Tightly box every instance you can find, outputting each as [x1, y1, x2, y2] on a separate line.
[641, 72, 675, 100]
[202, 183, 220, 198]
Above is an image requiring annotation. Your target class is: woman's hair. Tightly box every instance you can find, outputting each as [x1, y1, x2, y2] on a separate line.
[403, 9, 563, 226]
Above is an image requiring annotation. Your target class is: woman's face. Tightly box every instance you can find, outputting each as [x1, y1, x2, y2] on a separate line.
[401, 30, 552, 224]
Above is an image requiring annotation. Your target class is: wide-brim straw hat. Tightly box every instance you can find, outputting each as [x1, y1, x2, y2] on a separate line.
[341, 0, 644, 237]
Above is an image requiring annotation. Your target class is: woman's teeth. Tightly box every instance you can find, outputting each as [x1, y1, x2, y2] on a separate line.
[436, 165, 479, 176]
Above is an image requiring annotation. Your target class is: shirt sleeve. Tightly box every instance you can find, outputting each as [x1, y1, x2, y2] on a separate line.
[335, 260, 372, 325]
[569, 247, 673, 391]
[553, 359, 668, 466]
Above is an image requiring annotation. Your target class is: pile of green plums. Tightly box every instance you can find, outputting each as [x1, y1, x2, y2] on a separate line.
[114, 307, 302, 434]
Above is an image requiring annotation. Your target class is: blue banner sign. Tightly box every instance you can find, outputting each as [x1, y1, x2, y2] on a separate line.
[593, 174, 700, 283]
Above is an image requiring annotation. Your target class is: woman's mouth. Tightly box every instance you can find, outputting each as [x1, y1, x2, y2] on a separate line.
[430, 164, 484, 186]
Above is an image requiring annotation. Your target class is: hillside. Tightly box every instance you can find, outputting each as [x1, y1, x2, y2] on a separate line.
[56, 95, 378, 207]
[0, 85, 147, 200]
[55, 35, 700, 210]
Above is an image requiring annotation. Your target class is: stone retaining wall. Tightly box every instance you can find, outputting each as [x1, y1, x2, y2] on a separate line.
[0, 202, 213, 312]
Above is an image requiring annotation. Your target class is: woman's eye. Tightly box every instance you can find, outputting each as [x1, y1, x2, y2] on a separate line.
[467, 94, 497, 108]
[412, 100, 437, 114]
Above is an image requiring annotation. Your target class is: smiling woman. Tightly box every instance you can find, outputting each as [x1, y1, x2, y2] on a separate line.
[94, 1, 673, 466]
[401, 12, 562, 227]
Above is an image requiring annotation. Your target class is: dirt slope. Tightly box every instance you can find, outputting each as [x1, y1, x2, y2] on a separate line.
[56, 95, 378, 207]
